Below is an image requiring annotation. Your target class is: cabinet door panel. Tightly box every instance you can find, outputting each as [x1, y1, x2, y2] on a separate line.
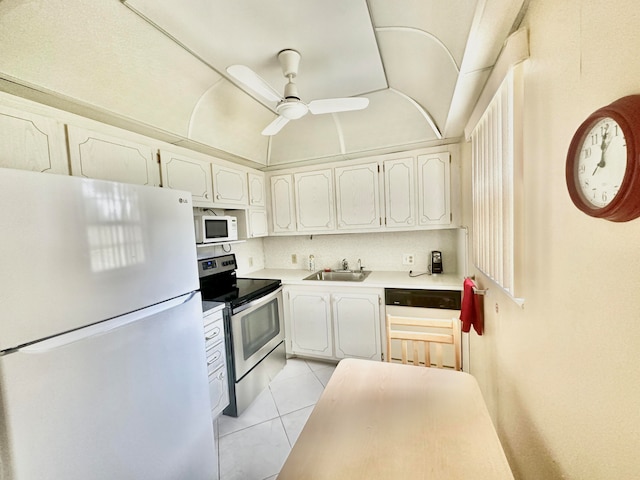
[208, 367, 230, 418]
[384, 158, 415, 228]
[335, 163, 380, 230]
[159, 150, 213, 207]
[417, 153, 451, 225]
[67, 126, 159, 186]
[249, 209, 268, 238]
[332, 293, 381, 360]
[212, 164, 248, 206]
[294, 169, 335, 231]
[270, 174, 297, 233]
[289, 292, 333, 358]
[0, 105, 68, 174]
[248, 172, 266, 207]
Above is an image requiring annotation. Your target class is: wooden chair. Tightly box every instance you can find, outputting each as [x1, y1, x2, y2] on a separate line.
[386, 314, 461, 370]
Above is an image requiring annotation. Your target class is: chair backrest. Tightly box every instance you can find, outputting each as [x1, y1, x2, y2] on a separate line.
[385, 314, 461, 370]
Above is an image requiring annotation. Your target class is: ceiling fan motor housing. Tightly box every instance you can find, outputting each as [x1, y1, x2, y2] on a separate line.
[278, 49, 301, 78]
[276, 98, 308, 119]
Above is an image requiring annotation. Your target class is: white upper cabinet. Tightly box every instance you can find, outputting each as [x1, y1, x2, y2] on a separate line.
[417, 153, 451, 225]
[335, 162, 381, 230]
[0, 104, 68, 175]
[383, 157, 416, 228]
[234, 208, 268, 239]
[294, 169, 335, 232]
[159, 150, 214, 207]
[270, 174, 297, 233]
[248, 171, 266, 207]
[248, 209, 268, 237]
[67, 126, 159, 186]
[211, 163, 248, 207]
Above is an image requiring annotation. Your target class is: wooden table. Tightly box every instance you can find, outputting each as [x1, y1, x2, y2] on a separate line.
[277, 358, 513, 480]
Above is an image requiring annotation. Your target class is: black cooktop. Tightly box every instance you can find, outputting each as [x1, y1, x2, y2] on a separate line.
[201, 277, 281, 309]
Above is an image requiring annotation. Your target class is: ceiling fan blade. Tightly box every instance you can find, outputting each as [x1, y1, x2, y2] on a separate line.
[308, 97, 369, 115]
[226, 65, 282, 103]
[261, 116, 290, 136]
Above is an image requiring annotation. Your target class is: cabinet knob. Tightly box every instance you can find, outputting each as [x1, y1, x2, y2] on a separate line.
[216, 194, 221, 200]
[204, 193, 209, 199]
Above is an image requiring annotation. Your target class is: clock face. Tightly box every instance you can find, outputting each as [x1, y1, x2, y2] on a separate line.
[576, 117, 628, 208]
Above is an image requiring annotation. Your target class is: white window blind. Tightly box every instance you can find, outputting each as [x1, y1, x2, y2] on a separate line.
[470, 66, 523, 302]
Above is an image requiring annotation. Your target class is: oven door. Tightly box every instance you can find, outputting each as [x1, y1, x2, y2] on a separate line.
[230, 287, 284, 381]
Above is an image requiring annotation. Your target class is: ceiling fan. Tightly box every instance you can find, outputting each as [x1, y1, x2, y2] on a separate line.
[227, 49, 370, 136]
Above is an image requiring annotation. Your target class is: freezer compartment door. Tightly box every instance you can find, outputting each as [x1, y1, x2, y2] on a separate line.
[0, 292, 216, 480]
[0, 168, 199, 351]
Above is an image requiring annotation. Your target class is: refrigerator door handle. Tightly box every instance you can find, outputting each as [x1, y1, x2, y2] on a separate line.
[19, 292, 198, 354]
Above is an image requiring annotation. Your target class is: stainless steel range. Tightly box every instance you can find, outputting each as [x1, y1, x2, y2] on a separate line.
[198, 254, 285, 417]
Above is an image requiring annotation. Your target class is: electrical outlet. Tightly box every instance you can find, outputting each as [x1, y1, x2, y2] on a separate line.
[291, 254, 297, 264]
[402, 254, 415, 266]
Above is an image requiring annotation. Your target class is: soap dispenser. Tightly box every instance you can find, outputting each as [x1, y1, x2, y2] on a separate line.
[308, 255, 315, 271]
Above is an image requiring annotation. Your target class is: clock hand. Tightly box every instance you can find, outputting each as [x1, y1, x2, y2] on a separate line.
[592, 129, 610, 175]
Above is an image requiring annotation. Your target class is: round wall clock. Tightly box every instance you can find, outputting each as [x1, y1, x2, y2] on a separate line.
[566, 95, 640, 222]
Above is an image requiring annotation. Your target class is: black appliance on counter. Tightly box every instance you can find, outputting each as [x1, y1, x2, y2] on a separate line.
[198, 254, 285, 417]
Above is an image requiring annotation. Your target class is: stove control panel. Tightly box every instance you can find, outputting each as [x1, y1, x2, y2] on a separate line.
[198, 254, 237, 277]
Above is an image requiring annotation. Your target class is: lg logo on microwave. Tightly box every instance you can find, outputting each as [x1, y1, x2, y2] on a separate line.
[178, 197, 189, 204]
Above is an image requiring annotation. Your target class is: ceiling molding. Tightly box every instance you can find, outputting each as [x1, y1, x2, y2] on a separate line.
[389, 88, 442, 139]
[331, 113, 347, 154]
[375, 26, 460, 73]
[188, 77, 225, 138]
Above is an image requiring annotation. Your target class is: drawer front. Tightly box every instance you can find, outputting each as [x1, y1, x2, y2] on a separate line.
[204, 308, 223, 327]
[204, 317, 224, 348]
[206, 341, 226, 375]
[209, 367, 230, 417]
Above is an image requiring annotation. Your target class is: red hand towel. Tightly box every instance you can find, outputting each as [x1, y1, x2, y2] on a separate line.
[460, 278, 484, 335]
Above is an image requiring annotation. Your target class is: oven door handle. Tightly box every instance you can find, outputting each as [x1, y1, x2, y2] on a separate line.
[232, 286, 283, 315]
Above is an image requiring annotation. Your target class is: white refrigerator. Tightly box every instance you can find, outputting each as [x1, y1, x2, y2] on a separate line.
[0, 168, 216, 479]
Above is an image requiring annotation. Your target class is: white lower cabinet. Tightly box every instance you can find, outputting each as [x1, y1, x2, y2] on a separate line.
[332, 293, 382, 360]
[285, 286, 383, 362]
[288, 290, 333, 359]
[203, 307, 229, 419]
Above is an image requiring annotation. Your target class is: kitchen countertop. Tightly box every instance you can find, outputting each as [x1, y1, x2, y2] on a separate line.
[239, 269, 463, 290]
[201, 300, 225, 316]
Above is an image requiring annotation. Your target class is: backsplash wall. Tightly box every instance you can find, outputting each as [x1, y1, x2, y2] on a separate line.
[262, 229, 462, 274]
[196, 238, 266, 274]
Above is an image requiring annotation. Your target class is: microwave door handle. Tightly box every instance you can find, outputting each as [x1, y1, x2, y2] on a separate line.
[19, 292, 197, 354]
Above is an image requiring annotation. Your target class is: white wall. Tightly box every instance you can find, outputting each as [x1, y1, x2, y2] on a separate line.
[464, 1, 640, 478]
[263, 229, 461, 273]
[196, 239, 265, 275]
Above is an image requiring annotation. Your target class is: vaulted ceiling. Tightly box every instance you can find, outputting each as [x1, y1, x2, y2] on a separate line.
[0, 0, 526, 169]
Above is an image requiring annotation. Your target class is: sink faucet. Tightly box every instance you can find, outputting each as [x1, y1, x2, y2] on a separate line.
[357, 258, 362, 272]
[341, 258, 349, 271]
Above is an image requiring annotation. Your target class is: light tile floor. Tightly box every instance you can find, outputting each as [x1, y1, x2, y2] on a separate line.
[217, 357, 337, 480]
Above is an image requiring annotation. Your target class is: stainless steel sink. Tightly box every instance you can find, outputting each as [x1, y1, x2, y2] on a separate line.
[303, 270, 371, 282]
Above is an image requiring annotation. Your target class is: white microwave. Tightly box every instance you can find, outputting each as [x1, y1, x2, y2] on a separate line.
[194, 215, 238, 244]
